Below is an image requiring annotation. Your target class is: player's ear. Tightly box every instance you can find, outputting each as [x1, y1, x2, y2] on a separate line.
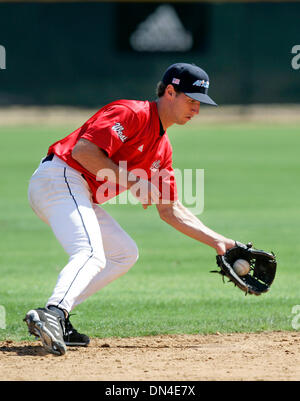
[165, 84, 176, 99]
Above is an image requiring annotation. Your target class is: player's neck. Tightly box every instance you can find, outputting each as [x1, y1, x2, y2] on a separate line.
[156, 98, 174, 131]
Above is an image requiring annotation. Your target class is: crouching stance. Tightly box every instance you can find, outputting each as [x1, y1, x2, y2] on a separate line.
[25, 63, 235, 355]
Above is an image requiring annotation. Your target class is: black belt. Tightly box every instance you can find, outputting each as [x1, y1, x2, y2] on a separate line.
[42, 152, 87, 181]
[42, 153, 54, 163]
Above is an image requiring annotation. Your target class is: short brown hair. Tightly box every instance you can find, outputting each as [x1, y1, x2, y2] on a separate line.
[156, 81, 181, 98]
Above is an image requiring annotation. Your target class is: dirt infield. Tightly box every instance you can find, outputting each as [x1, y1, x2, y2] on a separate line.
[0, 331, 299, 381]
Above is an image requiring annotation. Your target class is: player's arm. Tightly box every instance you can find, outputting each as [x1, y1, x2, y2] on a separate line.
[72, 138, 130, 184]
[72, 138, 159, 204]
[156, 200, 235, 255]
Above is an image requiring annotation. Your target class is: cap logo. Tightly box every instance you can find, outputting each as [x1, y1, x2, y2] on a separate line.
[193, 79, 209, 89]
[172, 78, 180, 85]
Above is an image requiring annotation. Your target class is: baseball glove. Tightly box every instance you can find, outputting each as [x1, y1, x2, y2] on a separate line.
[212, 242, 277, 295]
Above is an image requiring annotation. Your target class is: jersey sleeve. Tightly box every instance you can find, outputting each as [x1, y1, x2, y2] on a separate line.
[80, 105, 138, 157]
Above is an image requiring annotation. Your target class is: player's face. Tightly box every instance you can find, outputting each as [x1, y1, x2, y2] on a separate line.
[171, 93, 200, 125]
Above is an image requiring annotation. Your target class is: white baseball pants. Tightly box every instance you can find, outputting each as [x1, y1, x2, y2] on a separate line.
[28, 155, 139, 313]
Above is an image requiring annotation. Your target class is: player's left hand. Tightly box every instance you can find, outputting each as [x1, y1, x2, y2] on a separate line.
[212, 241, 277, 295]
[214, 239, 236, 255]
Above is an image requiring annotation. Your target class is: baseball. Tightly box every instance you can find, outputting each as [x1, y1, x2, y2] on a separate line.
[233, 259, 250, 276]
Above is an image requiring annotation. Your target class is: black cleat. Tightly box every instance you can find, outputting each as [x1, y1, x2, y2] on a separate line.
[24, 308, 67, 356]
[63, 316, 90, 347]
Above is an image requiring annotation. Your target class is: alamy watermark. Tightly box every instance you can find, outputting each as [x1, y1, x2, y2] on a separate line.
[291, 305, 300, 330]
[0, 305, 6, 329]
[95, 163, 205, 216]
[0, 45, 6, 70]
[291, 45, 300, 70]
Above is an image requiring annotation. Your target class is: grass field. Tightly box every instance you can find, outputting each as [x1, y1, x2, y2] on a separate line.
[0, 117, 299, 341]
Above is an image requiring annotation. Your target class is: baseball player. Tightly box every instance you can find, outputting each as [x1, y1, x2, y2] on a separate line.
[24, 63, 236, 355]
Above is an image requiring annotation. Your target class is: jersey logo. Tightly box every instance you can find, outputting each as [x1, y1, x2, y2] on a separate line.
[138, 144, 144, 152]
[150, 159, 161, 172]
[192, 79, 209, 88]
[112, 122, 127, 143]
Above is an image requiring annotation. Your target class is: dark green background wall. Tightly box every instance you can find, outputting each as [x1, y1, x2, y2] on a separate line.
[0, 2, 299, 106]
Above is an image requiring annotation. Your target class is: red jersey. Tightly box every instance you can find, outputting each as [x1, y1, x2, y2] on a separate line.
[48, 100, 177, 204]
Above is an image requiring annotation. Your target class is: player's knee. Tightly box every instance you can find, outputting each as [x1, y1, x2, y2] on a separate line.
[71, 248, 106, 272]
[91, 252, 107, 272]
[124, 239, 139, 269]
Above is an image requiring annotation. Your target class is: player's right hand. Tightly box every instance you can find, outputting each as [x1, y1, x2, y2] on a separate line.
[129, 177, 161, 206]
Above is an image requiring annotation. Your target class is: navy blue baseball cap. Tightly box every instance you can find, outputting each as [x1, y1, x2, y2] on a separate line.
[162, 63, 217, 106]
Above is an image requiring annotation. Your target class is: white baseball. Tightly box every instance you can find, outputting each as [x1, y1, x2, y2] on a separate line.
[233, 259, 250, 276]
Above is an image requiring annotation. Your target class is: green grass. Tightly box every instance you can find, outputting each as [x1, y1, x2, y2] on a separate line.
[0, 120, 299, 341]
